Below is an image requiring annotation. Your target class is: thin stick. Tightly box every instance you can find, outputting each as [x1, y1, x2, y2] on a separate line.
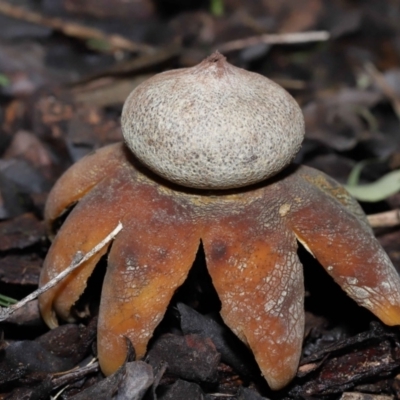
[364, 62, 400, 121]
[0, 222, 123, 322]
[217, 30, 330, 53]
[52, 360, 99, 392]
[368, 209, 400, 228]
[0, 1, 154, 54]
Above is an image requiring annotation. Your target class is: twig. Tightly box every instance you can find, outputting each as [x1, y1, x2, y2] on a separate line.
[368, 209, 400, 228]
[217, 30, 330, 53]
[0, 1, 155, 54]
[364, 62, 400, 121]
[0, 222, 123, 322]
[52, 360, 99, 391]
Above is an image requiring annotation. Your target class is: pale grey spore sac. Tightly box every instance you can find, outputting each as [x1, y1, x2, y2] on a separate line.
[121, 52, 305, 190]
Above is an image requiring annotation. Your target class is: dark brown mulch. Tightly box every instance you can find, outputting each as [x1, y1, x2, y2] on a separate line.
[2, 0, 400, 399]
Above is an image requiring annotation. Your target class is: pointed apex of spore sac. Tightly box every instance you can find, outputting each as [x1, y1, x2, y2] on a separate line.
[204, 50, 226, 64]
[193, 51, 230, 78]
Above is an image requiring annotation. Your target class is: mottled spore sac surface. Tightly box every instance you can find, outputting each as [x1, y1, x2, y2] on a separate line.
[121, 53, 304, 189]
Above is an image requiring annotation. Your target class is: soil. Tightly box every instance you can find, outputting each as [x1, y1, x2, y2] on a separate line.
[1, 1, 400, 399]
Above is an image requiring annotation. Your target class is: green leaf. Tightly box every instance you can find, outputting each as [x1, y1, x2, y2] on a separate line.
[0, 293, 17, 307]
[345, 169, 400, 202]
[0, 74, 10, 87]
[210, 0, 224, 16]
[86, 38, 112, 52]
[347, 158, 384, 186]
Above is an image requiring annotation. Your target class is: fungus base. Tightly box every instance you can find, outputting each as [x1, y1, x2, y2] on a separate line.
[39, 143, 400, 390]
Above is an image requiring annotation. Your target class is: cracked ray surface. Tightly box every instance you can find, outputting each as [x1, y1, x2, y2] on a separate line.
[97, 177, 202, 375]
[39, 143, 400, 390]
[286, 167, 400, 326]
[203, 214, 304, 390]
[39, 171, 134, 327]
[44, 144, 128, 232]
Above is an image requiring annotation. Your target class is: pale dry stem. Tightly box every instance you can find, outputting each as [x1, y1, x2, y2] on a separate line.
[0, 222, 123, 322]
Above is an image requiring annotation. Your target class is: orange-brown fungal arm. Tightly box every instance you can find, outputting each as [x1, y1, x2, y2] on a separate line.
[39, 172, 134, 328]
[202, 211, 304, 390]
[299, 166, 372, 231]
[45, 143, 127, 227]
[97, 183, 201, 376]
[286, 166, 400, 326]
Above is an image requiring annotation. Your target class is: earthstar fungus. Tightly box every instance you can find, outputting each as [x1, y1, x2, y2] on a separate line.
[39, 53, 400, 390]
